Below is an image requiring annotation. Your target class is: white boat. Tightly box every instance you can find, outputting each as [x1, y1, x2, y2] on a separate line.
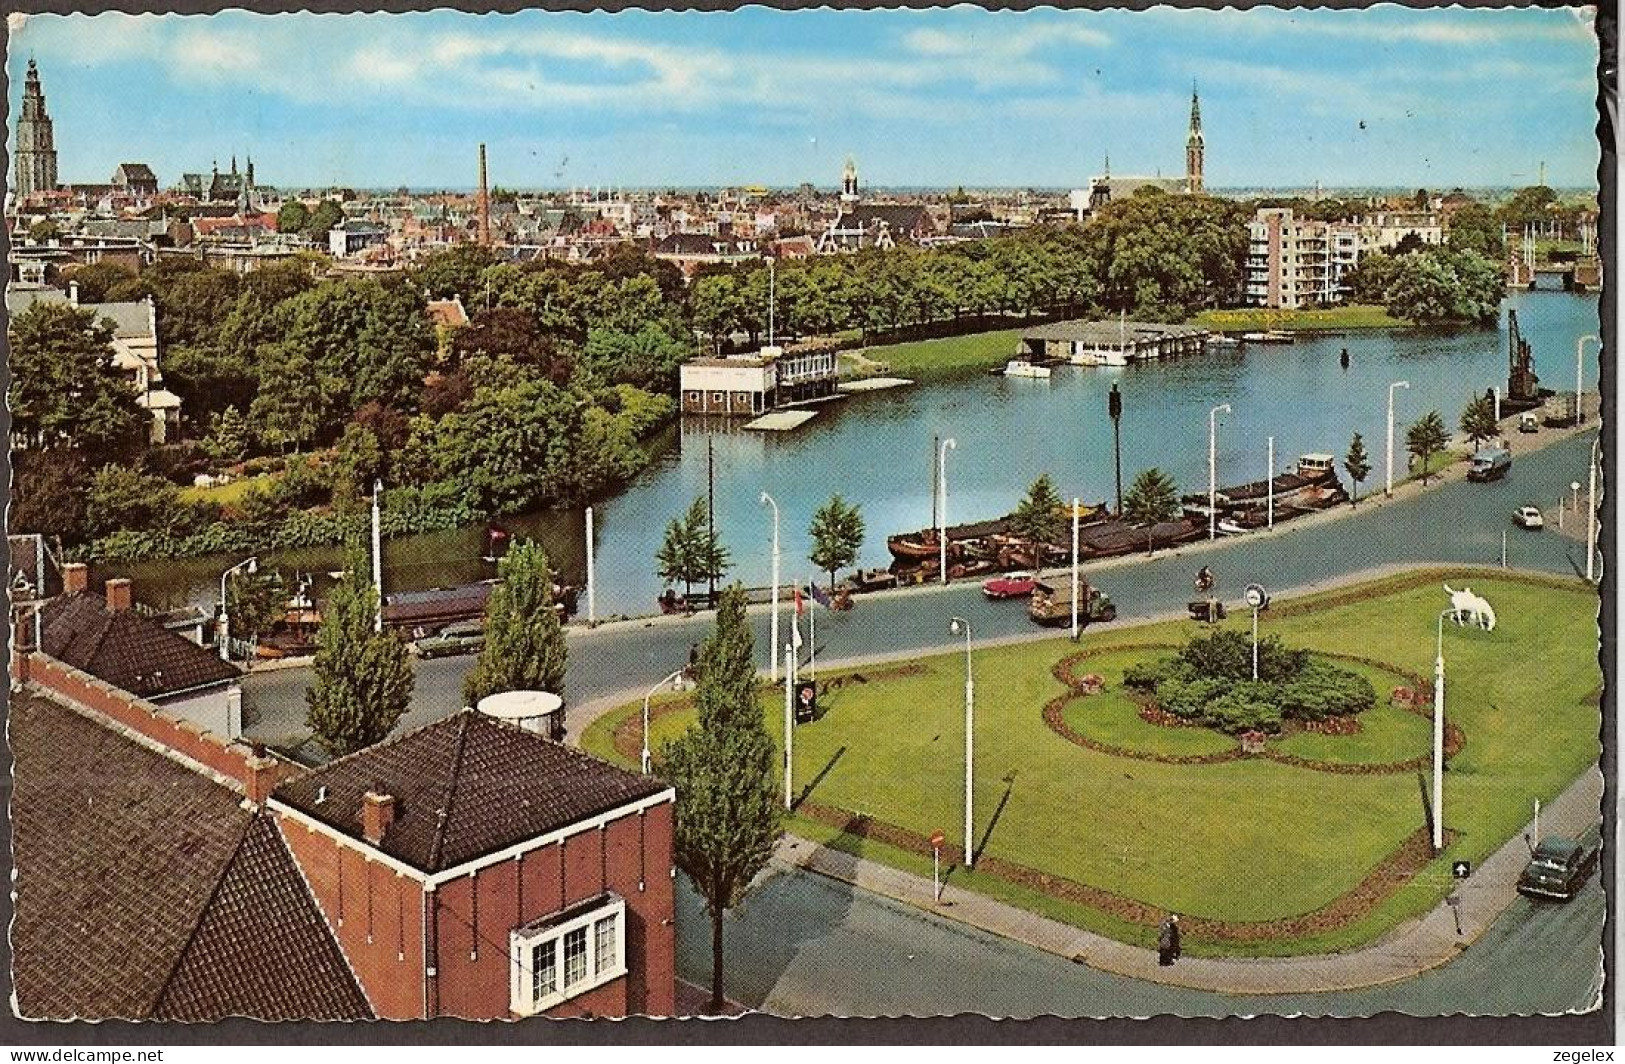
[1206, 334, 1242, 347]
[1217, 519, 1248, 536]
[1003, 359, 1052, 379]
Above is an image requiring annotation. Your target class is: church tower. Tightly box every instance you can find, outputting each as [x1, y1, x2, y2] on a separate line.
[14, 59, 59, 200]
[1185, 84, 1204, 195]
[840, 156, 859, 206]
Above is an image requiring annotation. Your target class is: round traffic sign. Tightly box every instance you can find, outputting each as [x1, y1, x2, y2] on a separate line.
[929, 830, 945, 849]
[1245, 584, 1270, 609]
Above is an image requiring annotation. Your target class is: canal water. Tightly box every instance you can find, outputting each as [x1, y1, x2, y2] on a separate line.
[113, 290, 1601, 617]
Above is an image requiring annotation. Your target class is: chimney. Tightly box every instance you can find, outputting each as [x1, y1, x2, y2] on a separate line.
[361, 789, 396, 845]
[105, 578, 133, 612]
[62, 562, 89, 595]
[244, 747, 286, 805]
[477, 143, 491, 247]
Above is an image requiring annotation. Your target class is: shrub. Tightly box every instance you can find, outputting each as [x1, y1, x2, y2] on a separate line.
[1205, 687, 1284, 735]
[1155, 676, 1227, 721]
[1278, 660, 1377, 721]
[1123, 658, 1187, 691]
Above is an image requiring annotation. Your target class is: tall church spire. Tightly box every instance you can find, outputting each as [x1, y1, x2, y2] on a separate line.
[1185, 82, 1205, 194]
[13, 58, 59, 201]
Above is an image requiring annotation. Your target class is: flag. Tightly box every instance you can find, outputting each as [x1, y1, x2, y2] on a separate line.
[793, 587, 804, 615]
[792, 612, 804, 650]
[807, 582, 832, 609]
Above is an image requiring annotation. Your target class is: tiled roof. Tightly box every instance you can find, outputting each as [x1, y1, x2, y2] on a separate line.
[11, 692, 249, 1019]
[276, 710, 669, 873]
[11, 692, 371, 1021]
[41, 591, 240, 699]
[155, 817, 373, 1022]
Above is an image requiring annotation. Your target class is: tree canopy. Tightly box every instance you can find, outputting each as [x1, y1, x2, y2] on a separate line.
[7, 301, 147, 459]
[305, 562, 414, 757]
[1009, 473, 1066, 550]
[808, 495, 865, 590]
[1343, 432, 1372, 507]
[1405, 410, 1451, 485]
[462, 540, 569, 733]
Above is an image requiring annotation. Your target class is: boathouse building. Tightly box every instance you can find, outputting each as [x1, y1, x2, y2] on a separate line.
[1018, 320, 1208, 366]
[679, 346, 838, 416]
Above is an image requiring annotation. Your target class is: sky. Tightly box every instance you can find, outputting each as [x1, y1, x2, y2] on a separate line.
[6, 5, 1604, 192]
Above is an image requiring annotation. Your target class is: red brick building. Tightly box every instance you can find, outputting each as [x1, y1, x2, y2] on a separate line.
[269, 710, 678, 1019]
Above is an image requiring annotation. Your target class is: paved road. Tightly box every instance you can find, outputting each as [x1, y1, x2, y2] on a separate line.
[243, 429, 1600, 745]
[673, 826, 1604, 1018]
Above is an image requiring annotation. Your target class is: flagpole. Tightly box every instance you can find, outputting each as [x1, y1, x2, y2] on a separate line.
[810, 583, 817, 680]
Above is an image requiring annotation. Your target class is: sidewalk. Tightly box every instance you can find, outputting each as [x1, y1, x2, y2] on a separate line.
[772, 765, 1603, 994]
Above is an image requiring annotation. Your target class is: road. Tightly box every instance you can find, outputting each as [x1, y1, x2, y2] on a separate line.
[674, 830, 1605, 1018]
[242, 429, 1601, 745]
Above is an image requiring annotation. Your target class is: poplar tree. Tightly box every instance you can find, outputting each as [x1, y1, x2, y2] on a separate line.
[1343, 432, 1372, 507]
[463, 540, 569, 734]
[305, 561, 413, 757]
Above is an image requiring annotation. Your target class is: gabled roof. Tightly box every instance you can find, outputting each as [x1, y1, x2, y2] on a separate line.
[10, 693, 371, 1021]
[87, 300, 154, 339]
[155, 817, 374, 1022]
[275, 710, 669, 874]
[834, 204, 934, 234]
[40, 591, 240, 699]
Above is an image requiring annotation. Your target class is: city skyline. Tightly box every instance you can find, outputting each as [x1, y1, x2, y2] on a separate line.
[8, 6, 1603, 192]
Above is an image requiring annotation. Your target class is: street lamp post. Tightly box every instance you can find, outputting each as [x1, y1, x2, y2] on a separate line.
[938, 438, 957, 585]
[1433, 609, 1450, 853]
[1576, 335, 1598, 426]
[949, 617, 975, 869]
[761, 492, 781, 680]
[1070, 498, 1081, 640]
[1386, 381, 1411, 497]
[371, 478, 384, 633]
[1571, 481, 1582, 518]
[641, 668, 686, 776]
[1208, 404, 1231, 541]
[1587, 438, 1600, 584]
[218, 556, 258, 662]
[784, 643, 795, 810]
[585, 506, 597, 625]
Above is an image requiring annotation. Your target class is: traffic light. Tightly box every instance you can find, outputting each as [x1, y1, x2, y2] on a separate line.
[1109, 382, 1122, 420]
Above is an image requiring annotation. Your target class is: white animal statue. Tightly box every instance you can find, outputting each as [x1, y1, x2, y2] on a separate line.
[1443, 584, 1497, 631]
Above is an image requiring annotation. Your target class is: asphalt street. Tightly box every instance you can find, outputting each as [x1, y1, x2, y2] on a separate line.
[674, 829, 1605, 1018]
[242, 429, 1601, 745]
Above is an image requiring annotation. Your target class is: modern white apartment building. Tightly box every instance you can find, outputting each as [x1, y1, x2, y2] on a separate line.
[1245, 206, 1445, 310]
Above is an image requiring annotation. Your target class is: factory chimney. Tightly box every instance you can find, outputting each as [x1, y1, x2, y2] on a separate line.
[477, 143, 491, 247]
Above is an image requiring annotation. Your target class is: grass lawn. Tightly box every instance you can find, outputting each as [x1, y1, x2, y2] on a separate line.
[1194, 304, 1408, 332]
[178, 473, 275, 507]
[584, 570, 1598, 955]
[856, 328, 1026, 378]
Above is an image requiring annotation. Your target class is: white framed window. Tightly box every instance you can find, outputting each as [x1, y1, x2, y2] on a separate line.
[510, 894, 627, 1017]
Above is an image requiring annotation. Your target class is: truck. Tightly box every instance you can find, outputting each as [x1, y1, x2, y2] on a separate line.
[1467, 447, 1512, 483]
[1029, 579, 1117, 627]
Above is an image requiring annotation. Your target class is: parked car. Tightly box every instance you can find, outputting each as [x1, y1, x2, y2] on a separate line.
[413, 620, 486, 659]
[1517, 836, 1598, 901]
[1513, 505, 1544, 529]
[983, 571, 1039, 600]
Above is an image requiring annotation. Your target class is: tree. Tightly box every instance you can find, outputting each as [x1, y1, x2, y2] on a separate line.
[660, 585, 784, 1011]
[657, 497, 726, 599]
[65, 262, 136, 303]
[1460, 392, 1499, 448]
[304, 563, 413, 757]
[305, 199, 346, 238]
[1343, 432, 1372, 508]
[276, 201, 311, 234]
[1405, 410, 1451, 485]
[1008, 473, 1066, 559]
[1122, 468, 1181, 554]
[8, 301, 146, 458]
[225, 569, 287, 647]
[27, 219, 60, 244]
[462, 541, 569, 734]
[202, 406, 252, 466]
[808, 495, 865, 591]
[11, 450, 92, 544]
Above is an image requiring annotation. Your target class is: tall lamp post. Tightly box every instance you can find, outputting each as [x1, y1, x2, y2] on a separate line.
[1576, 334, 1598, 425]
[949, 616, 975, 869]
[1587, 438, 1600, 584]
[1070, 497, 1081, 640]
[1433, 609, 1451, 853]
[761, 492, 781, 680]
[1386, 380, 1410, 497]
[641, 668, 686, 775]
[371, 478, 384, 633]
[938, 437, 957, 585]
[218, 556, 258, 662]
[1208, 404, 1231, 541]
[1266, 435, 1275, 530]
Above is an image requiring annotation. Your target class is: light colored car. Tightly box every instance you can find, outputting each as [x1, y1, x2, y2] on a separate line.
[1513, 505, 1544, 530]
[413, 620, 487, 658]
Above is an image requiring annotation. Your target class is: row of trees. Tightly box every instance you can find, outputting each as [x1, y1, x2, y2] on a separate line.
[1347, 245, 1505, 325]
[657, 495, 867, 598]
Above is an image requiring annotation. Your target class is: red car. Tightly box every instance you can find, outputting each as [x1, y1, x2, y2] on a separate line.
[982, 572, 1039, 600]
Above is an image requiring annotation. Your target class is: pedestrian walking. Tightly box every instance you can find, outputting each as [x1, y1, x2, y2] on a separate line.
[1157, 914, 1181, 966]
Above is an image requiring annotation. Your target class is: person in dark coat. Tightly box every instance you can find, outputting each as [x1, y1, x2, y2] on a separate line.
[1157, 914, 1181, 966]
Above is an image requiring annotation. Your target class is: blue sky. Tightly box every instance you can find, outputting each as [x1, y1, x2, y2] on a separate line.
[7, 5, 1602, 191]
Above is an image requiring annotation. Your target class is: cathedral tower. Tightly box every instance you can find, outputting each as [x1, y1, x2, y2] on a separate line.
[1185, 84, 1204, 195]
[14, 59, 59, 200]
[840, 156, 859, 206]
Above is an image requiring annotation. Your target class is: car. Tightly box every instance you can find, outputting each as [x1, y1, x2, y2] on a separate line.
[982, 571, 1038, 600]
[1513, 505, 1544, 529]
[1517, 835, 1598, 901]
[413, 620, 486, 659]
